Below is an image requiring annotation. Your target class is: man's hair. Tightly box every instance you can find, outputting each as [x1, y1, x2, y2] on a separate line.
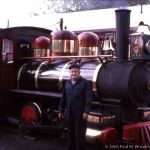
[69, 63, 80, 70]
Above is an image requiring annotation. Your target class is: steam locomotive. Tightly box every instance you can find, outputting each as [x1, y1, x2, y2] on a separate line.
[0, 8, 150, 147]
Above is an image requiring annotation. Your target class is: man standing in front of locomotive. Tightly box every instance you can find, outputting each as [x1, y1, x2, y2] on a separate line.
[59, 63, 93, 150]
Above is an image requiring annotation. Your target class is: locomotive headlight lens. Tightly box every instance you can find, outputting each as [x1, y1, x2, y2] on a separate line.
[86, 128, 101, 137]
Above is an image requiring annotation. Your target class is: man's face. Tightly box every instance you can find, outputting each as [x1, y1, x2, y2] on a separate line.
[69, 67, 80, 80]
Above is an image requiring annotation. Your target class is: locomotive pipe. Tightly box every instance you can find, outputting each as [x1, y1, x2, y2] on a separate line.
[115, 9, 131, 61]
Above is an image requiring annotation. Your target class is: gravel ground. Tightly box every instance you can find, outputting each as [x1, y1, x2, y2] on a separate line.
[0, 125, 99, 150]
[0, 127, 67, 150]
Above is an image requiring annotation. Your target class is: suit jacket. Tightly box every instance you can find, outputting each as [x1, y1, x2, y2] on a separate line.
[59, 76, 93, 119]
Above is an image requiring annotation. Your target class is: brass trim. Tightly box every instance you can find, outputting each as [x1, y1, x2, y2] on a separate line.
[87, 115, 100, 123]
[20, 55, 113, 59]
[92, 63, 103, 96]
[17, 63, 28, 89]
[35, 61, 48, 89]
[59, 61, 73, 90]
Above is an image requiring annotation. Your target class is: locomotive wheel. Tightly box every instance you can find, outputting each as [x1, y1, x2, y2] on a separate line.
[19, 102, 42, 132]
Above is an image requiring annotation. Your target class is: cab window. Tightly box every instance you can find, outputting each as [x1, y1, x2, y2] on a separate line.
[2, 39, 13, 63]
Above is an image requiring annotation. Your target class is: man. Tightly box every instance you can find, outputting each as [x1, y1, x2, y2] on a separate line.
[59, 63, 93, 150]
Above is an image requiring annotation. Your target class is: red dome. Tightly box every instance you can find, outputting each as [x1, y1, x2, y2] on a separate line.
[32, 36, 50, 49]
[51, 30, 76, 40]
[78, 32, 99, 47]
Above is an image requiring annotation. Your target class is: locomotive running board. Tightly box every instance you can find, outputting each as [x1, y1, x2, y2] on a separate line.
[9, 89, 62, 99]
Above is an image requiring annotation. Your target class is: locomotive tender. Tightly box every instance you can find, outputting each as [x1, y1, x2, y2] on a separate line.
[0, 9, 150, 146]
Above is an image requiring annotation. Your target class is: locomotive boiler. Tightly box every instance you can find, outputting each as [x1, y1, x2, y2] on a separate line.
[10, 9, 150, 146]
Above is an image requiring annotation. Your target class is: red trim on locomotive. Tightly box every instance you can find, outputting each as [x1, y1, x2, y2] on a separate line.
[99, 127, 118, 145]
[123, 121, 150, 145]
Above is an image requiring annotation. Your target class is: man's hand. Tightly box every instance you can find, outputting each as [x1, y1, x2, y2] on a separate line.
[83, 113, 88, 120]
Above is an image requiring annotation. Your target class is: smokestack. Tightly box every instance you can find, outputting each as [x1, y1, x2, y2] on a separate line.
[115, 9, 131, 61]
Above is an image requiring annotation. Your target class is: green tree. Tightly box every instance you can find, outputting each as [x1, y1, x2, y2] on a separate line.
[30, 0, 150, 16]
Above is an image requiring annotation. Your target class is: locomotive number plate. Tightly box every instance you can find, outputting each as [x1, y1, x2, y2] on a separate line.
[87, 115, 99, 123]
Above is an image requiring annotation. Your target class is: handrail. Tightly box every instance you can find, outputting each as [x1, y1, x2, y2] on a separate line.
[19, 54, 116, 59]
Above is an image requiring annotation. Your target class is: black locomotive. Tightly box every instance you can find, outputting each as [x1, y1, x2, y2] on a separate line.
[1, 9, 150, 147]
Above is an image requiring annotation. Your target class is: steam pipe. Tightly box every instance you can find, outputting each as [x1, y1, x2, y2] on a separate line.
[115, 9, 131, 61]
